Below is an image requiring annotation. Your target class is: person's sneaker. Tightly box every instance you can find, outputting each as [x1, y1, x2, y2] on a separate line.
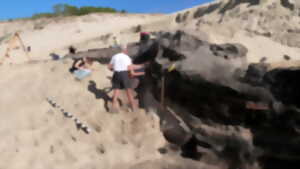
[131, 108, 140, 113]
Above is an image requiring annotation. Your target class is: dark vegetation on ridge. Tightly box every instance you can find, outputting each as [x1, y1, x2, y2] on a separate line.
[30, 3, 126, 19]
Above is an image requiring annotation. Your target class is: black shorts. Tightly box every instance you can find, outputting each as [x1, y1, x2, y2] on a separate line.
[112, 71, 131, 89]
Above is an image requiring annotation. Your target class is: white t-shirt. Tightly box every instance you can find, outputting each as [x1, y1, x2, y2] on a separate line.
[110, 53, 132, 72]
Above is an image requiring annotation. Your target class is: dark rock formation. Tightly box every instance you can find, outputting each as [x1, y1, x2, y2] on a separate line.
[176, 12, 190, 23]
[193, 2, 221, 18]
[210, 43, 248, 60]
[182, 11, 190, 22]
[243, 63, 269, 86]
[66, 47, 122, 64]
[175, 13, 183, 23]
[219, 0, 260, 14]
[280, 0, 295, 11]
[263, 68, 300, 108]
[134, 31, 300, 169]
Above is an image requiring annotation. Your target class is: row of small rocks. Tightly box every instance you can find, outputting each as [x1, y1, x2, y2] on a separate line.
[46, 97, 92, 134]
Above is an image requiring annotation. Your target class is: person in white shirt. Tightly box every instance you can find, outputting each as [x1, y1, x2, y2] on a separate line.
[108, 44, 145, 113]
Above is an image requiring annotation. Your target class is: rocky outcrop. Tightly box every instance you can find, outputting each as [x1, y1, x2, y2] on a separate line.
[280, 0, 295, 11]
[176, 11, 190, 23]
[65, 47, 120, 64]
[134, 31, 300, 169]
[242, 63, 269, 86]
[263, 68, 300, 108]
[210, 43, 248, 60]
[219, 0, 260, 14]
[193, 2, 221, 18]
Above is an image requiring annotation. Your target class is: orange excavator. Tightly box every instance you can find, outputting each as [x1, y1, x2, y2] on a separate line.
[0, 32, 30, 65]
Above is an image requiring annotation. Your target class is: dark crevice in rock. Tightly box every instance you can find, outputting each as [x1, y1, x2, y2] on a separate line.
[175, 13, 182, 23]
[176, 11, 190, 23]
[193, 3, 221, 18]
[263, 68, 300, 107]
[280, 0, 295, 11]
[219, 0, 260, 14]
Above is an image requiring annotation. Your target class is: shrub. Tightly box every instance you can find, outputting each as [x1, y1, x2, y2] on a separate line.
[30, 3, 121, 19]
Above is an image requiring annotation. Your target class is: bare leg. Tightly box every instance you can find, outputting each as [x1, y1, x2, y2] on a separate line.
[111, 89, 120, 112]
[126, 88, 137, 111]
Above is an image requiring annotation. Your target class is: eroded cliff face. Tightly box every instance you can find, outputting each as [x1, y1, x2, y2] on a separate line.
[133, 31, 300, 169]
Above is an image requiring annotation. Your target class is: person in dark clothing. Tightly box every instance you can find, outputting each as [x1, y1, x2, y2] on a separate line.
[72, 57, 94, 80]
[69, 57, 93, 74]
[69, 46, 79, 73]
[140, 32, 150, 43]
[69, 58, 83, 73]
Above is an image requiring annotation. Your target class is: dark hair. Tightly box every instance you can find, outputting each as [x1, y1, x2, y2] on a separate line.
[69, 46, 76, 54]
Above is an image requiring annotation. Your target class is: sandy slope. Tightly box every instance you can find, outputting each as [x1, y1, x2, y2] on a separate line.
[0, 58, 217, 169]
[0, 60, 168, 169]
[0, 13, 164, 64]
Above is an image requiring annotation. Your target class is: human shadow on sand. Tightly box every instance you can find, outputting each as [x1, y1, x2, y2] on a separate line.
[88, 80, 113, 112]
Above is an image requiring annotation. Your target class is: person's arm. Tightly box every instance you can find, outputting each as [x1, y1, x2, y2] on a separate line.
[83, 58, 94, 70]
[130, 64, 145, 70]
[107, 64, 113, 71]
[108, 56, 114, 71]
[128, 65, 145, 77]
[74, 59, 84, 69]
[130, 61, 150, 75]
[86, 63, 95, 71]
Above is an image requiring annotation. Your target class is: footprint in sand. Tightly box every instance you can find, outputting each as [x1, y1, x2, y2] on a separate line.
[96, 144, 105, 155]
[46, 109, 54, 116]
[70, 135, 77, 142]
[34, 139, 39, 147]
[91, 124, 102, 133]
[50, 145, 55, 154]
